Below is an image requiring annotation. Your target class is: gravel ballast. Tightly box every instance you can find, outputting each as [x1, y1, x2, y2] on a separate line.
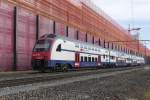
[0, 66, 150, 100]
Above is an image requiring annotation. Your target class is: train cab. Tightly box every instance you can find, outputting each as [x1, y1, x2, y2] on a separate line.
[31, 34, 55, 71]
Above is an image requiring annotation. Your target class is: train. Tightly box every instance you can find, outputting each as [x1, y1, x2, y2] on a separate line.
[31, 34, 145, 72]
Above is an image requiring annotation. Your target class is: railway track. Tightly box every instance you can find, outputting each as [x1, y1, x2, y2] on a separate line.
[0, 66, 143, 88]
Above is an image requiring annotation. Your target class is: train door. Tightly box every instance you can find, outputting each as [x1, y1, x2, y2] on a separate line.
[98, 55, 101, 66]
[75, 52, 80, 69]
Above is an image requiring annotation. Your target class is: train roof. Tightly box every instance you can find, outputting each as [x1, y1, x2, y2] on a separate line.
[39, 34, 143, 58]
[40, 34, 106, 49]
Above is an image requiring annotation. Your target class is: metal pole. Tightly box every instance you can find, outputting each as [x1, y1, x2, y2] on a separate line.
[53, 21, 56, 34]
[144, 45, 146, 64]
[76, 31, 79, 40]
[108, 42, 110, 66]
[36, 15, 39, 40]
[13, 6, 17, 71]
[66, 26, 68, 37]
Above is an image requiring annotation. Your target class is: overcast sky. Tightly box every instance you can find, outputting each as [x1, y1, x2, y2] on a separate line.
[92, 0, 150, 48]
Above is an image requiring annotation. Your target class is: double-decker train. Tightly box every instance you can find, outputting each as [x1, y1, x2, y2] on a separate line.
[31, 34, 145, 72]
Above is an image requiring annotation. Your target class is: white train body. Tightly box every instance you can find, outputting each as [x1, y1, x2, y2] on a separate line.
[31, 34, 145, 71]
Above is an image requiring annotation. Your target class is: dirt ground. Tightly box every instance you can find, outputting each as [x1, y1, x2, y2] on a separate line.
[0, 66, 150, 100]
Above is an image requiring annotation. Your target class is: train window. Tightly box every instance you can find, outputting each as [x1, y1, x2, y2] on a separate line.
[112, 56, 115, 59]
[92, 57, 94, 62]
[33, 40, 51, 52]
[84, 46, 87, 49]
[89, 48, 92, 50]
[103, 55, 105, 59]
[75, 44, 79, 48]
[80, 45, 83, 49]
[47, 34, 56, 38]
[110, 56, 114, 59]
[56, 44, 61, 52]
[84, 57, 87, 62]
[110, 56, 112, 59]
[88, 57, 91, 62]
[81, 56, 84, 62]
[95, 58, 98, 62]
[106, 55, 108, 58]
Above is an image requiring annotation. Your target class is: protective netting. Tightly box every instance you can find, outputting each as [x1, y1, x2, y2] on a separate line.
[17, 8, 36, 70]
[68, 27, 77, 39]
[0, 1, 13, 71]
[39, 16, 53, 37]
[55, 22, 66, 36]
[0, 0, 148, 71]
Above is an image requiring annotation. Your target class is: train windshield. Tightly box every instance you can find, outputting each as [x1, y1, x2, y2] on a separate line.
[33, 40, 51, 52]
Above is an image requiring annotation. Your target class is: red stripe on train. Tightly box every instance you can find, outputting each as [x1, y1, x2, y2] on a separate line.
[32, 52, 50, 60]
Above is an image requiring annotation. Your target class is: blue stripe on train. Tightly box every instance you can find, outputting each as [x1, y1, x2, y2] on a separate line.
[48, 60, 75, 68]
[48, 60, 118, 69]
[80, 62, 97, 67]
[48, 60, 98, 68]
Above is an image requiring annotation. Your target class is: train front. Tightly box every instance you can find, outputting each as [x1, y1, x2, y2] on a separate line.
[31, 34, 54, 71]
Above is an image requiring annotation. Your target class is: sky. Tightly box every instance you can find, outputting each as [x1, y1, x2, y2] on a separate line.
[92, 0, 150, 48]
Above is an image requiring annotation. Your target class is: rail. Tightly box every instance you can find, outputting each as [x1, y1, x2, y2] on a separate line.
[0, 66, 143, 88]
